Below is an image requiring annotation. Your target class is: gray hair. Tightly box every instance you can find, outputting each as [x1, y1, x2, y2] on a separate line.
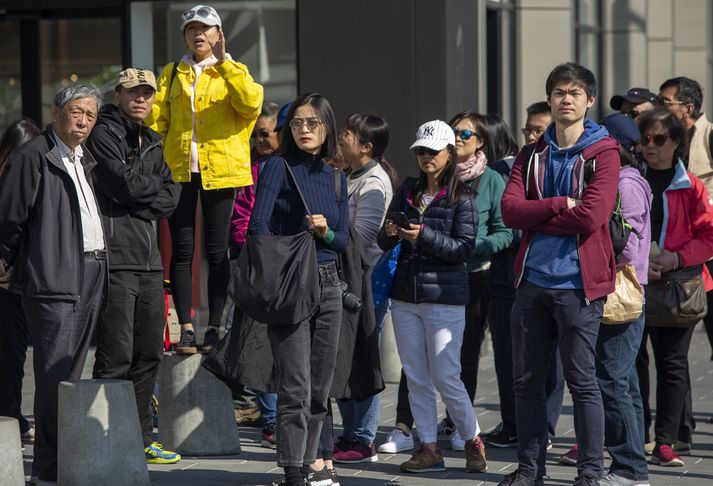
[54, 83, 103, 111]
[261, 102, 280, 119]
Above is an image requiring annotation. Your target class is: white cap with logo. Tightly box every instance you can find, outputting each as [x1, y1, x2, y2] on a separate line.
[181, 5, 222, 30]
[409, 120, 455, 151]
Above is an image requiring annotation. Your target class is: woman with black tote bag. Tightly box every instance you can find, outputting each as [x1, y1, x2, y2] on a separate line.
[247, 92, 348, 486]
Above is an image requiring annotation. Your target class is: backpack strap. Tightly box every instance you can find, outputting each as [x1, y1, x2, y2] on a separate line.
[169, 60, 181, 90]
[708, 129, 713, 161]
[282, 159, 312, 216]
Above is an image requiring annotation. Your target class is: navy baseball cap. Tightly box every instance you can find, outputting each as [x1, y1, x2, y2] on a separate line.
[610, 87, 657, 110]
[601, 113, 640, 150]
[274, 101, 293, 132]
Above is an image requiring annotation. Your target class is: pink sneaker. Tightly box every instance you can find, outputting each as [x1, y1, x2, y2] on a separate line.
[559, 444, 578, 466]
[333, 441, 378, 463]
[650, 443, 684, 467]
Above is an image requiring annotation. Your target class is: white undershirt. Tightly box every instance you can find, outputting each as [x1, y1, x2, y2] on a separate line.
[54, 134, 105, 252]
[183, 54, 219, 173]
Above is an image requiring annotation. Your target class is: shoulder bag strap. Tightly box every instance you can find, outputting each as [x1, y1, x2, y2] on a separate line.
[334, 169, 341, 203]
[169, 60, 180, 89]
[282, 159, 312, 215]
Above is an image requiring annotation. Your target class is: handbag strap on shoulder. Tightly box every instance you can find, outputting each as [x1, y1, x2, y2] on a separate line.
[283, 159, 312, 216]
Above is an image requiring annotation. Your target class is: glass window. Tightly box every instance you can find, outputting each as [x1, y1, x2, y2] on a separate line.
[575, 0, 602, 119]
[152, 0, 297, 106]
[486, 2, 517, 133]
[39, 17, 122, 125]
[0, 20, 23, 133]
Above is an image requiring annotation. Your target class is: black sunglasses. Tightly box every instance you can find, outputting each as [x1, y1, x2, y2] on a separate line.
[453, 129, 476, 141]
[182, 6, 218, 22]
[414, 147, 440, 157]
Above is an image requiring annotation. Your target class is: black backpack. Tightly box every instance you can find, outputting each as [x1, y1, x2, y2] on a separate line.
[522, 147, 640, 257]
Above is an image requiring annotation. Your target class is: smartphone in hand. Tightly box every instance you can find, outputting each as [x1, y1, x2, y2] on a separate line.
[387, 211, 411, 229]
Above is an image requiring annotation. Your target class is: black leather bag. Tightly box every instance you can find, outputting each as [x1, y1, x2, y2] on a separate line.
[229, 160, 319, 326]
[645, 265, 707, 327]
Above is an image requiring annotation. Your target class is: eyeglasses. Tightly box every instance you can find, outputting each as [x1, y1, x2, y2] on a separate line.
[453, 129, 476, 141]
[182, 6, 219, 22]
[657, 97, 687, 106]
[414, 147, 441, 157]
[521, 127, 545, 137]
[640, 134, 669, 147]
[289, 118, 322, 131]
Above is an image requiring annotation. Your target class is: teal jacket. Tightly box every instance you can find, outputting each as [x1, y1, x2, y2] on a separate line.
[467, 167, 513, 272]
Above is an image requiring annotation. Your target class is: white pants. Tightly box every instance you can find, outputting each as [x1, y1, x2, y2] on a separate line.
[391, 300, 479, 444]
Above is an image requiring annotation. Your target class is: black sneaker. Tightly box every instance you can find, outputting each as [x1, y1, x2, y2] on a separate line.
[307, 466, 333, 486]
[574, 476, 600, 486]
[498, 469, 545, 486]
[271, 479, 308, 486]
[202, 328, 220, 354]
[175, 330, 197, 354]
[328, 469, 340, 486]
[484, 429, 518, 448]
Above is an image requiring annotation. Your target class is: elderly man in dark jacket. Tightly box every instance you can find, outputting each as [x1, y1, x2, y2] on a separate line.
[86, 68, 181, 465]
[0, 83, 106, 484]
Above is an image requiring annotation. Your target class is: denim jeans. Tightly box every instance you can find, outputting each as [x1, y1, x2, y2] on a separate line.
[489, 295, 564, 439]
[336, 298, 388, 445]
[511, 281, 604, 480]
[268, 262, 342, 467]
[596, 313, 648, 481]
[258, 391, 278, 427]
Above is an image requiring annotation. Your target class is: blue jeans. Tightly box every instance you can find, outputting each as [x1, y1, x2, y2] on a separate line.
[336, 298, 388, 445]
[511, 282, 604, 479]
[596, 312, 648, 481]
[258, 390, 278, 428]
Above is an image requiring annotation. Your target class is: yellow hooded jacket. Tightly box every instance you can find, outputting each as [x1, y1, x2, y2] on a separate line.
[148, 58, 264, 190]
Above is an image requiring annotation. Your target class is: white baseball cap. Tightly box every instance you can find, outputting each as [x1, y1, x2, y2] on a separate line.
[181, 5, 222, 30]
[409, 120, 455, 151]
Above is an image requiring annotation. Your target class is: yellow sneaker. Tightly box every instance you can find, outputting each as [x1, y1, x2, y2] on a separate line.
[145, 442, 181, 464]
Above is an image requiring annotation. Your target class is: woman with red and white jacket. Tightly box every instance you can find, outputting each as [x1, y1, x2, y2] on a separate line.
[636, 108, 713, 468]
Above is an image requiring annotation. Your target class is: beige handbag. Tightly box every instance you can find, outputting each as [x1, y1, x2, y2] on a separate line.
[602, 264, 643, 325]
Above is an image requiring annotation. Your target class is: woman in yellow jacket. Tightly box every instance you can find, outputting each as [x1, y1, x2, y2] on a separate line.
[149, 4, 263, 354]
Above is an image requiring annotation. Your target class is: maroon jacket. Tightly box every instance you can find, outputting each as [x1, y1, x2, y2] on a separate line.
[501, 136, 621, 301]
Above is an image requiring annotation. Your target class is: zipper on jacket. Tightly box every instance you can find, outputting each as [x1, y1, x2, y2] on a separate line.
[145, 221, 153, 271]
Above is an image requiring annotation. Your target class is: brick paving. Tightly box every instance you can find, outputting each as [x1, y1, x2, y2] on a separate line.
[19, 327, 713, 485]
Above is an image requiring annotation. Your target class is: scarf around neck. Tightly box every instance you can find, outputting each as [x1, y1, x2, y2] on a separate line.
[456, 150, 488, 182]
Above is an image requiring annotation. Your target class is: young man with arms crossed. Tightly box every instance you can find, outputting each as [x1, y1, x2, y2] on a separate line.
[499, 63, 620, 486]
[88, 68, 182, 464]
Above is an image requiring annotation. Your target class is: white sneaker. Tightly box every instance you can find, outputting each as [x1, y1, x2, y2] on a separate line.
[449, 429, 465, 451]
[378, 428, 414, 453]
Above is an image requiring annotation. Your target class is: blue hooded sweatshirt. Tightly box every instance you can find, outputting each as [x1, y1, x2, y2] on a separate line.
[524, 119, 609, 289]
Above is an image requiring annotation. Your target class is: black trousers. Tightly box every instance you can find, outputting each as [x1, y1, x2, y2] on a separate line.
[168, 172, 235, 327]
[0, 288, 31, 433]
[647, 325, 696, 445]
[93, 270, 165, 447]
[269, 263, 342, 467]
[704, 261, 713, 359]
[23, 258, 106, 481]
[636, 327, 695, 443]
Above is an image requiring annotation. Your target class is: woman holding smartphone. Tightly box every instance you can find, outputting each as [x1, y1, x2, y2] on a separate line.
[377, 120, 485, 474]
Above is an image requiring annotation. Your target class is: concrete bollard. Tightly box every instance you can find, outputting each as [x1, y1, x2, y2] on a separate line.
[379, 310, 403, 384]
[158, 353, 241, 456]
[58, 380, 149, 486]
[0, 417, 24, 486]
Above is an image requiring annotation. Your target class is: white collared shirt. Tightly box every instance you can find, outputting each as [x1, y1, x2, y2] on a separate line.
[54, 134, 105, 252]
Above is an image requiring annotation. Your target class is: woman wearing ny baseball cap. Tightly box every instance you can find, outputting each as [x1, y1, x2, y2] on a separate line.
[148, 5, 264, 355]
[376, 120, 487, 474]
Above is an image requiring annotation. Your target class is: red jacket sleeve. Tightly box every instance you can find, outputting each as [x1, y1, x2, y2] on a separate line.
[679, 176, 713, 267]
[531, 148, 620, 236]
[500, 147, 570, 229]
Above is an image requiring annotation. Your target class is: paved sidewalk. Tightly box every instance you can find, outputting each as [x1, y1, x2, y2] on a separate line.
[19, 327, 713, 485]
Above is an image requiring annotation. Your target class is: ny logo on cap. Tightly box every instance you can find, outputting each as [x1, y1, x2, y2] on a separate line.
[424, 126, 434, 136]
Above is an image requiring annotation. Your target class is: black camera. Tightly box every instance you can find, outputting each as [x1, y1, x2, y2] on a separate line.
[339, 281, 363, 314]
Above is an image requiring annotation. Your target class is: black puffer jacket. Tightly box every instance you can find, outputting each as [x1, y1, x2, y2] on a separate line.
[86, 105, 180, 271]
[377, 177, 478, 305]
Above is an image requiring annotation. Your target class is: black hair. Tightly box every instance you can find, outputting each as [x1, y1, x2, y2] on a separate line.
[343, 113, 398, 191]
[277, 92, 338, 159]
[545, 62, 597, 99]
[481, 113, 518, 163]
[659, 76, 703, 119]
[526, 101, 552, 118]
[412, 144, 471, 208]
[0, 117, 41, 175]
[448, 109, 488, 157]
[637, 108, 688, 162]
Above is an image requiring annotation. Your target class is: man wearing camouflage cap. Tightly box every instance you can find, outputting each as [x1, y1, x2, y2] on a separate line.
[87, 68, 182, 464]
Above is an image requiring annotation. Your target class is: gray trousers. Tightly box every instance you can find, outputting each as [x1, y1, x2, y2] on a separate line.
[23, 258, 106, 481]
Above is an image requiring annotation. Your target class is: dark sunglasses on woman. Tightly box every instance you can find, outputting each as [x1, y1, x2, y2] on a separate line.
[414, 147, 441, 157]
[640, 134, 668, 147]
[453, 129, 476, 141]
